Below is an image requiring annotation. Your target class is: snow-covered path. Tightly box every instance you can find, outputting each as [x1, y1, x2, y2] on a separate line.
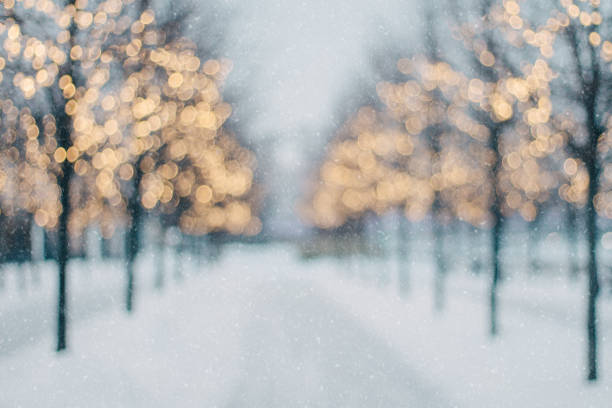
[226, 278, 451, 407]
[1, 244, 611, 407]
[0, 247, 453, 408]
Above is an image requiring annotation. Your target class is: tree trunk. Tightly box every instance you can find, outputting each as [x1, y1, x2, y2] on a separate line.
[54, 100, 74, 351]
[489, 126, 503, 337]
[490, 211, 503, 337]
[55, 136, 72, 351]
[125, 163, 143, 312]
[125, 237, 136, 313]
[125, 193, 142, 313]
[586, 162, 600, 381]
[54, 0, 77, 353]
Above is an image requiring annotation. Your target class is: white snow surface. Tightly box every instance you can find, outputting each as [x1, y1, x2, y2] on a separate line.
[0, 243, 611, 407]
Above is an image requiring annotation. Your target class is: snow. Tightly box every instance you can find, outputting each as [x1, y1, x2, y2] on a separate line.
[0, 243, 611, 407]
[310, 257, 612, 408]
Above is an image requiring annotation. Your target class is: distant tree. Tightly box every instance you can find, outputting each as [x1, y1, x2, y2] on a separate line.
[301, 106, 424, 229]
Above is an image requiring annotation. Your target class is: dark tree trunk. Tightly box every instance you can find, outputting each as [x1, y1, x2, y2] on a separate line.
[55, 118, 73, 352]
[585, 161, 600, 381]
[583, 55, 601, 380]
[490, 210, 503, 337]
[53, 0, 77, 353]
[125, 201, 141, 313]
[125, 164, 143, 313]
[125, 226, 136, 312]
[489, 126, 503, 337]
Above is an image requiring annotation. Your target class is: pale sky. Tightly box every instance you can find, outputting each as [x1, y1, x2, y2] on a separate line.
[197, 0, 423, 234]
[224, 0, 421, 135]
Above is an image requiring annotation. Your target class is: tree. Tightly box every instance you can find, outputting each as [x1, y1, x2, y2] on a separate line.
[529, 0, 611, 380]
[1, 0, 96, 350]
[71, 17, 260, 308]
[0, 0, 231, 347]
[443, 0, 612, 380]
[467, 0, 612, 381]
[301, 106, 427, 229]
[376, 51, 474, 310]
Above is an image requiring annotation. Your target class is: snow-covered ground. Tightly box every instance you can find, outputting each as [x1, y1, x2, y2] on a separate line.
[0, 243, 611, 407]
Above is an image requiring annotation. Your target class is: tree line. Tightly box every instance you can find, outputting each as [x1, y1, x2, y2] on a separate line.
[301, 0, 611, 382]
[0, 0, 261, 352]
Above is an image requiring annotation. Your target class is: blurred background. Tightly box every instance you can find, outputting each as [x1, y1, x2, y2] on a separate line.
[1, 0, 612, 406]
